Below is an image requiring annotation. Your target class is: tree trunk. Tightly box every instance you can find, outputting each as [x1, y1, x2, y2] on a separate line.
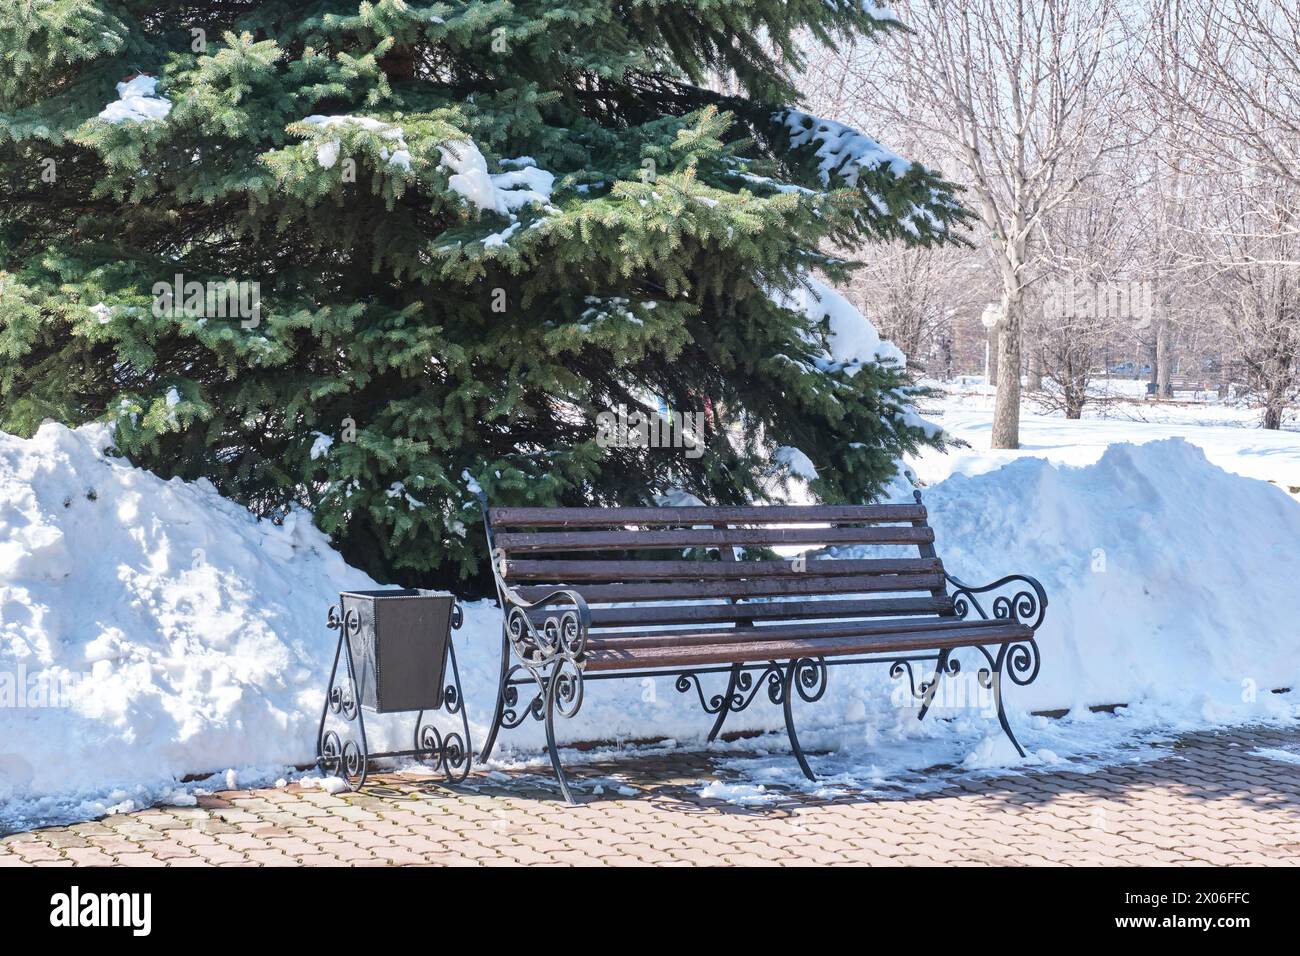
[1027, 343, 1044, 391]
[991, 287, 1022, 448]
[379, 45, 417, 82]
[1155, 298, 1174, 398]
[986, 323, 999, 387]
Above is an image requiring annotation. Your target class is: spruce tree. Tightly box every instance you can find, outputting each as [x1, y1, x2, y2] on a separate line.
[0, 1, 966, 590]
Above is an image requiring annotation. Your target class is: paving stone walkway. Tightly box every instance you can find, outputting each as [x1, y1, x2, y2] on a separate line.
[3, 725, 1299, 866]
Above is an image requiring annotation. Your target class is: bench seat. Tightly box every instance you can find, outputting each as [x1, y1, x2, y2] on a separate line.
[584, 618, 1032, 669]
[585, 620, 1033, 671]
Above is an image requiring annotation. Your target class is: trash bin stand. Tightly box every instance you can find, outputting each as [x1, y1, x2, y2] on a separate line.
[315, 592, 471, 792]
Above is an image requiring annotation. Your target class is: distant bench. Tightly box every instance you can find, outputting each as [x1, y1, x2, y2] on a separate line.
[476, 495, 1048, 803]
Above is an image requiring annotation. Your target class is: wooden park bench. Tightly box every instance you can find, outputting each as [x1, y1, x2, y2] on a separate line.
[475, 494, 1047, 803]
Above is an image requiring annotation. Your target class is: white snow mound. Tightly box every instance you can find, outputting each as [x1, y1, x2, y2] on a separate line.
[909, 437, 1300, 717]
[0, 423, 375, 829]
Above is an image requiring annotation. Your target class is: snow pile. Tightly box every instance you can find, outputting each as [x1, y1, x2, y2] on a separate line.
[98, 75, 172, 124]
[436, 139, 556, 243]
[760, 438, 1300, 751]
[300, 115, 411, 171]
[699, 437, 1300, 803]
[0, 423, 375, 829]
[907, 438, 1300, 717]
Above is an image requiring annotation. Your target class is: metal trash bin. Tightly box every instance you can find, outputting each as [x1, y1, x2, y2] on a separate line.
[340, 589, 455, 713]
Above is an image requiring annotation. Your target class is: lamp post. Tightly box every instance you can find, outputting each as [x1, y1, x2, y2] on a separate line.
[980, 304, 1001, 406]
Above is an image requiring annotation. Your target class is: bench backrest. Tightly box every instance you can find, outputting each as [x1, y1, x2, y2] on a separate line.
[484, 498, 955, 631]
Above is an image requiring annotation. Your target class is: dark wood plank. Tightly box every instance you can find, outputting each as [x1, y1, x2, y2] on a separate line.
[572, 596, 955, 628]
[489, 504, 926, 527]
[586, 616, 1014, 650]
[584, 622, 1033, 671]
[496, 526, 934, 553]
[504, 557, 944, 581]
[514, 573, 944, 604]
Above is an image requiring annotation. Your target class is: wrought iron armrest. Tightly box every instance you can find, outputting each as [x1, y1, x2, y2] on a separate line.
[944, 572, 1048, 632]
[500, 585, 592, 668]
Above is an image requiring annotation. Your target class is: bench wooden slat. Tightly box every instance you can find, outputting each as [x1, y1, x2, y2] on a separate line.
[578, 596, 955, 628]
[583, 622, 1033, 671]
[489, 504, 926, 527]
[586, 616, 1012, 650]
[514, 573, 944, 605]
[505, 557, 943, 581]
[496, 526, 934, 553]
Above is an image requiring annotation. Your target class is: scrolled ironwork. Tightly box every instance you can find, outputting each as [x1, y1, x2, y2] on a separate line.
[1002, 638, 1041, 686]
[442, 732, 469, 774]
[412, 722, 470, 782]
[501, 664, 547, 729]
[418, 723, 443, 756]
[318, 729, 341, 775]
[550, 658, 585, 720]
[763, 664, 791, 705]
[946, 573, 1048, 631]
[890, 659, 924, 699]
[675, 664, 783, 715]
[789, 657, 828, 703]
[503, 589, 591, 668]
[443, 681, 463, 715]
[675, 672, 731, 715]
[340, 738, 365, 787]
[327, 682, 358, 721]
[893, 653, 961, 701]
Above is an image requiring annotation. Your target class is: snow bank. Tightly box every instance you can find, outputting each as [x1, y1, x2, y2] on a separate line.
[909, 438, 1300, 717]
[701, 437, 1300, 804]
[98, 75, 171, 124]
[0, 424, 375, 829]
[2, 426, 1297, 826]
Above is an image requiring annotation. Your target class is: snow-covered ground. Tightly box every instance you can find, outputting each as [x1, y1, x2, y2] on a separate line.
[2, 386, 1299, 827]
[919, 381, 1300, 493]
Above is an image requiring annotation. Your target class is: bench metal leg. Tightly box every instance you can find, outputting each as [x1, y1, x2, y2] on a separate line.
[781, 661, 816, 781]
[990, 647, 1027, 758]
[543, 663, 583, 805]
[916, 648, 956, 722]
[781, 657, 828, 782]
[706, 664, 743, 742]
[479, 629, 512, 762]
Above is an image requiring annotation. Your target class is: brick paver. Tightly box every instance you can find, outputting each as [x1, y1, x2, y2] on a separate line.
[3, 725, 1299, 866]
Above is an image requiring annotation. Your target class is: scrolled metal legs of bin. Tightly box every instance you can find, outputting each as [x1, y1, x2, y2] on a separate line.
[316, 592, 472, 792]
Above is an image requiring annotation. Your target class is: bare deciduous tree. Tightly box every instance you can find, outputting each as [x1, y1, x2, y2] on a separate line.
[868, 0, 1131, 446]
[1149, 0, 1300, 427]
